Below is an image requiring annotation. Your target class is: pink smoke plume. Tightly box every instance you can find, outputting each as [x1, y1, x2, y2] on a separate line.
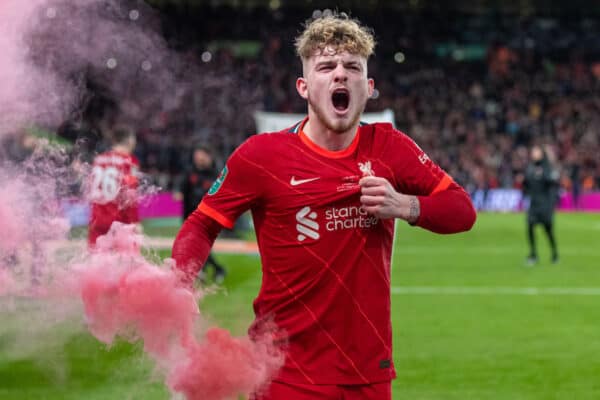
[0, 179, 29, 255]
[0, 185, 283, 398]
[0, 154, 283, 398]
[74, 223, 284, 399]
[0, 0, 58, 135]
[0, 144, 71, 294]
[0, 0, 188, 137]
[0, 1, 283, 397]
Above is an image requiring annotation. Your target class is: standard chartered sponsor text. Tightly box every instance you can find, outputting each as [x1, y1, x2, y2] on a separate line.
[325, 206, 379, 231]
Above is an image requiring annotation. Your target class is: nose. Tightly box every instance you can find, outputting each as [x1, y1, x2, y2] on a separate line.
[333, 64, 348, 83]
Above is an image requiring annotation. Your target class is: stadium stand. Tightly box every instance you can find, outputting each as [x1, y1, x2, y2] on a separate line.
[6, 5, 599, 203]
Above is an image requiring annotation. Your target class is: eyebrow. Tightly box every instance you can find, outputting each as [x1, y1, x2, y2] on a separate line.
[315, 60, 363, 69]
[344, 61, 362, 69]
[315, 60, 337, 67]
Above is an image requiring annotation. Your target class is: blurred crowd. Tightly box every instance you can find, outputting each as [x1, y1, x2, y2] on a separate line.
[5, 7, 600, 196]
[134, 7, 600, 195]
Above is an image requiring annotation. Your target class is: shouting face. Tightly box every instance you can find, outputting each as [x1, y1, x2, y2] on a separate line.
[296, 47, 374, 134]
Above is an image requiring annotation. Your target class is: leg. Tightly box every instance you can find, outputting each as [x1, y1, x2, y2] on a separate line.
[572, 187, 580, 209]
[251, 380, 340, 400]
[341, 381, 391, 400]
[542, 219, 558, 263]
[526, 215, 538, 264]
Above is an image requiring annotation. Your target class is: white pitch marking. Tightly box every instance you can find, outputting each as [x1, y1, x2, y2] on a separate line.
[394, 246, 599, 255]
[391, 286, 600, 296]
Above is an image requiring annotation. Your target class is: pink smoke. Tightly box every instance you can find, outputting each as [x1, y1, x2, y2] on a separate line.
[170, 329, 283, 400]
[0, 145, 71, 295]
[0, 1, 282, 397]
[0, 179, 29, 255]
[0, 0, 75, 136]
[0, 269, 15, 296]
[74, 223, 284, 399]
[0, 0, 188, 137]
[0, 155, 282, 400]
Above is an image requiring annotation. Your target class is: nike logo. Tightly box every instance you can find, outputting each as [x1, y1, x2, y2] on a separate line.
[290, 176, 320, 186]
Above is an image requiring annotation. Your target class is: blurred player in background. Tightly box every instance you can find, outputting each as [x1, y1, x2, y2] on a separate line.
[523, 145, 560, 265]
[88, 126, 140, 247]
[172, 13, 476, 400]
[174, 145, 227, 284]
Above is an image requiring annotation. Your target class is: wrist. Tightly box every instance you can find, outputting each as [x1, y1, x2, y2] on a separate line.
[405, 195, 420, 224]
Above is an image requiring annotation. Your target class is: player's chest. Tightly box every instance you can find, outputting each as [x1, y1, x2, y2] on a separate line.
[261, 155, 392, 209]
[259, 154, 393, 242]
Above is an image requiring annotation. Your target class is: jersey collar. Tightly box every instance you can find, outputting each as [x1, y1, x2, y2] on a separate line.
[295, 117, 361, 159]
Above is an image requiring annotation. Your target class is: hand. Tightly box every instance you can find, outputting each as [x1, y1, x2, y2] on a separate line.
[359, 176, 420, 223]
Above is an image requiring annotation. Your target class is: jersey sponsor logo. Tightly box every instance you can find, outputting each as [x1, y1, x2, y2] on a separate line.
[290, 176, 320, 186]
[358, 161, 374, 177]
[208, 166, 228, 195]
[325, 205, 379, 231]
[296, 206, 320, 241]
[296, 205, 379, 241]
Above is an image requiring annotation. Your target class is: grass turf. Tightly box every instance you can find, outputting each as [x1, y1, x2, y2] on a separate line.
[1, 212, 599, 399]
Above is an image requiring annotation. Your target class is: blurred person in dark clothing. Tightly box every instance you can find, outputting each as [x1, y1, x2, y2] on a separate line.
[567, 155, 582, 209]
[174, 145, 226, 284]
[523, 145, 560, 265]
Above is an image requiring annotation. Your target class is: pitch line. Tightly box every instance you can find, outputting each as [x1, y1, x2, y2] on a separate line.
[391, 286, 600, 296]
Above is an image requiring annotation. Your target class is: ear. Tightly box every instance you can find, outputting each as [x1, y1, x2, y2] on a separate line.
[367, 78, 375, 98]
[296, 77, 308, 100]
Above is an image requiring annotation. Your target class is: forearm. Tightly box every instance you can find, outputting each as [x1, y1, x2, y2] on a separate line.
[171, 209, 222, 286]
[413, 184, 476, 234]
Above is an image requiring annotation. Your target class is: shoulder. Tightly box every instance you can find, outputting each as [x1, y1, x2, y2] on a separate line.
[94, 150, 111, 159]
[93, 151, 111, 165]
[364, 124, 436, 171]
[129, 154, 140, 166]
[228, 120, 303, 165]
[362, 122, 419, 149]
[234, 129, 297, 158]
[362, 122, 408, 140]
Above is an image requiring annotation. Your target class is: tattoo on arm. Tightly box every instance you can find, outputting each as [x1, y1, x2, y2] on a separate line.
[407, 196, 420, 224]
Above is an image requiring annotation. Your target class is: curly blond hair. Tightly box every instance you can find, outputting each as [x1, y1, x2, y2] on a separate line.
[295, 12, 376, 60]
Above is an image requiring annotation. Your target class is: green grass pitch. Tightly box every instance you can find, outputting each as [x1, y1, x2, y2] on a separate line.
[1, 212, 599, 399]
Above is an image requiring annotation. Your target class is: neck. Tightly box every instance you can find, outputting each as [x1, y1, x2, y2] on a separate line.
[303, 112, 359, 152]
[112, 144, 130, 154]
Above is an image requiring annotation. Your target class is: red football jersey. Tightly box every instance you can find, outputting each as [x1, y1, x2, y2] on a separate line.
[199, 118, 453, 385]
[89, 150, 140, 233]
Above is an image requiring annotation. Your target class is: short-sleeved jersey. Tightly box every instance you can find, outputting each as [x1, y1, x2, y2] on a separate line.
[89, 150, 140, 230]
[199, 118, 452, 385]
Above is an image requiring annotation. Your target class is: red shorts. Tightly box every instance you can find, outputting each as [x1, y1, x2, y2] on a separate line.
[252, 380, 391, 400]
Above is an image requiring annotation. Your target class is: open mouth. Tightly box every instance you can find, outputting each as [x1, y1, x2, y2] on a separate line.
[331, 89, 350, 112]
